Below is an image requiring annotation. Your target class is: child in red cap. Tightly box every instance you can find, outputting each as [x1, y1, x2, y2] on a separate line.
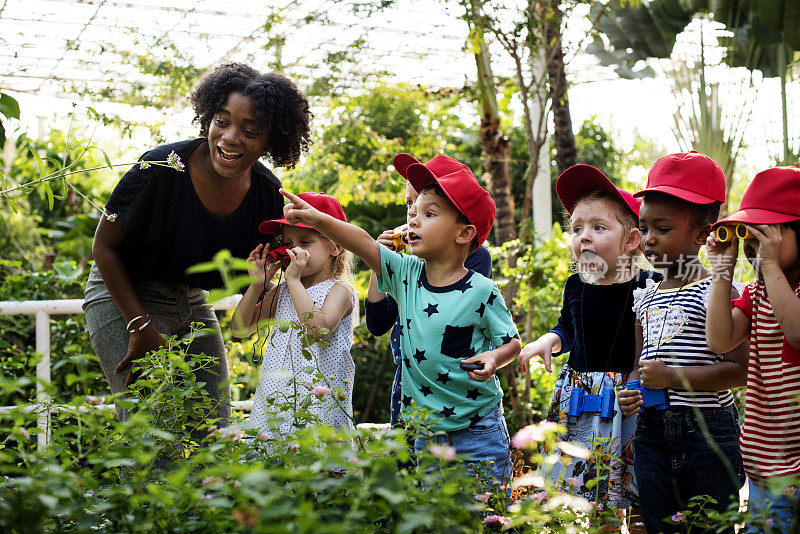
[364, 154, 493, 428]
[618, 151, 748, 534]
[279, 156, 521, 489]
[231, 192, 356, 442]
[518, 164, 656, 531]
[706, 166, 800, 532]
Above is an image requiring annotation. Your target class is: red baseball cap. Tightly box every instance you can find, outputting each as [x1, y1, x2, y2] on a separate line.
[556, 164, 641, 217]
[635, 151, 725, 204]
[395, 153, 496, 246]
[258, 192, 347, 235]
[394, 153, 471, 183]
[713, 166, 800, 228]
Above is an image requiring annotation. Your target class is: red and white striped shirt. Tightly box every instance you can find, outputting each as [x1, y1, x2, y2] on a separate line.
[733, 281, 800, 483]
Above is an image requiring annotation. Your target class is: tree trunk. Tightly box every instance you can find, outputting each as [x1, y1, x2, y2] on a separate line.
[546, 2, 577, 174]
[470, 3, 516, 245]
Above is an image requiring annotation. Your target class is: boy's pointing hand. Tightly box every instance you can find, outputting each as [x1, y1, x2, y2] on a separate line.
[280, 189, 320, 226]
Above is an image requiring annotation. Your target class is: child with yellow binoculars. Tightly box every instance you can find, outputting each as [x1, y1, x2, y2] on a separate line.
[715, 223, 752, 242]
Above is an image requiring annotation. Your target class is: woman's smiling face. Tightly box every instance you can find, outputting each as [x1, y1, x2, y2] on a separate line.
[206, 92, 268, 180]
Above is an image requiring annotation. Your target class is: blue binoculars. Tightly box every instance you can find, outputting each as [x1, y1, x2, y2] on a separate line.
[568, 388, 615, 419]
[626, 380, 669, 410]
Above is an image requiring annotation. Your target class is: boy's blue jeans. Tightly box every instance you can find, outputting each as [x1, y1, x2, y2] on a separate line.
[413, 402, 513, 488]
[635, 404, 745, 534]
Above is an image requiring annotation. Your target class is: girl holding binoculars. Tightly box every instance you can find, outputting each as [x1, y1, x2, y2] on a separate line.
[232, 192, 356, 441]
[707, 167, 800, 533]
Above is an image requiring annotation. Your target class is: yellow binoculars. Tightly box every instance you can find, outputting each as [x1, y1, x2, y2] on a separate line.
[715, 224, 751, 242]
[388, 227, 409, 252]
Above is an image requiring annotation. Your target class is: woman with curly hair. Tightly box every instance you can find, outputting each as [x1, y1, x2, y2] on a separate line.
[83, 64, 312, 434]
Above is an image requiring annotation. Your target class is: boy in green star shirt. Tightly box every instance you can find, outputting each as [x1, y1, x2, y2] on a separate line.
[279, 153, 521, 486]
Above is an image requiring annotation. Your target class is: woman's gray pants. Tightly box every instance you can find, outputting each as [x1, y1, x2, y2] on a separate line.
[83, 265, 231, 434]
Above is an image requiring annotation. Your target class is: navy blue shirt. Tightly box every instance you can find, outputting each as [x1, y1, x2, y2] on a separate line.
[550, 270, 662, 373]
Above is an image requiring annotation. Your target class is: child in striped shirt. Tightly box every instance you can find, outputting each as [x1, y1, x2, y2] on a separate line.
[618, 152, 748, 533]
[706, 166, 800, 533]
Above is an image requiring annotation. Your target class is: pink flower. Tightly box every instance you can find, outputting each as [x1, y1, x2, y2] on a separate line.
[232, 480, 242, 490]
[258, 432, 272, 442]
[202, 476, 222, 487]
[483, 515, 511, 526]
[565, 477, 580, 489]
[347, 456, 360, 465]
[312, 385, 330, 397]
[428, 443, 457, 461]
[596, 502, 604, 511]
[511, 421, 560, 449]
[202, 493, 213, 500]
[474, 492, 491, 502]
[532, 491, 549, 503]
[85, 395, 104, 406]
[765, 518, 774, 526]
[671, 512, 685, 522]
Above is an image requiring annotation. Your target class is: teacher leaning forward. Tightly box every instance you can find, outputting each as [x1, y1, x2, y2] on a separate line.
[84, 63, 312, 433]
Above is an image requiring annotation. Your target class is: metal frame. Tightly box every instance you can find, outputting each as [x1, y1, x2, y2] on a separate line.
[0, 295, 246, 449]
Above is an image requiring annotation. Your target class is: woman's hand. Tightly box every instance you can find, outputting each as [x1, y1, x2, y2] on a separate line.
[638, 358, 675, 389]
[115, 323, 167, 387]
[618, 389, 643, 417]
[706, 232, 737, 281]
[247, 244, 280, 287]
[283, 247, 310, 282]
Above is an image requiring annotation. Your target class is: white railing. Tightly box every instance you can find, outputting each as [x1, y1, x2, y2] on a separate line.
[0, 296, 244, 450]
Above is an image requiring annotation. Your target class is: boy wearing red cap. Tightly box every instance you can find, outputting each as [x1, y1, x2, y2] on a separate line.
[364, 154, 493, 429]
[618, 151, 748, 533]
[279, 156, 521, 487]
[706, 166, 800, 532]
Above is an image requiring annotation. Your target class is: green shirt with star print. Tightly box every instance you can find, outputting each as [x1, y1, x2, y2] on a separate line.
[376, 244, 518, 431]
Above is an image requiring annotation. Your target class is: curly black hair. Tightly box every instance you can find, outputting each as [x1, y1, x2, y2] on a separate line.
[190, 63, 312, 169]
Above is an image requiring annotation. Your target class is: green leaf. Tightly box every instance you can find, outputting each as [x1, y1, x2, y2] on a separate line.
[185, 261, 218, 274]
[45, 182, 54, 210]
[0, 93, 20, 119]
[99, 147, 113, 169]
[29, 145, 45, 174]
[38, 494, 58, 508]
[0, 121, 5, 148]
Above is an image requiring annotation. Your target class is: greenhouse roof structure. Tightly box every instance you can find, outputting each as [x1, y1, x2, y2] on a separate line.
[0, 0, 496, 100]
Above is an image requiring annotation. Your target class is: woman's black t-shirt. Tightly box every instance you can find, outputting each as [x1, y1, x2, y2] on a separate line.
[549, 270, 663, 373]
[104, 138, 283, 290]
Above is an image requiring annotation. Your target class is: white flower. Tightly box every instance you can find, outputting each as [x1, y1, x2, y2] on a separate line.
[104, 212, 118, 222]
[138, 161, 151, 170]
[557, 441, 592, 459]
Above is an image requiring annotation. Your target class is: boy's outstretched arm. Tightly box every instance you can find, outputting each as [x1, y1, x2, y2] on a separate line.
[281, 189, 382, 273]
